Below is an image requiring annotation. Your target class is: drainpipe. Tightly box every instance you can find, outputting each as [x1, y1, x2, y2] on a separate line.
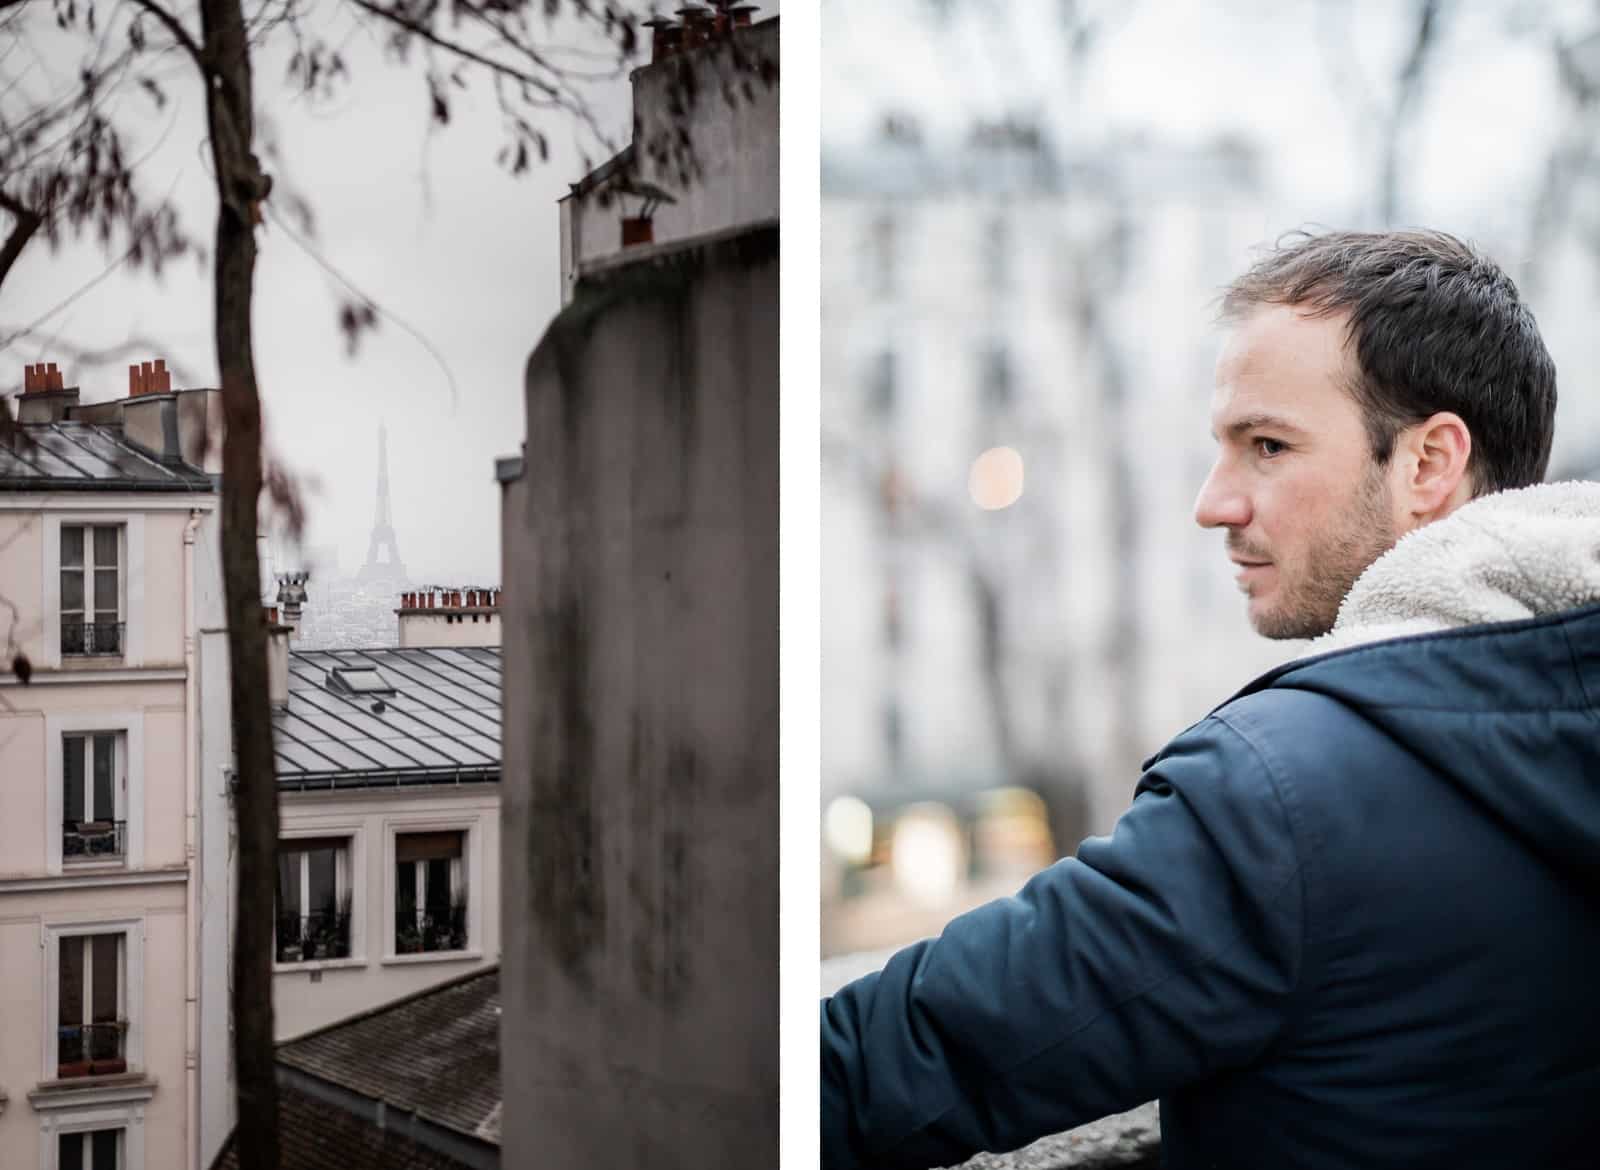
[183, 507, 202, 1170]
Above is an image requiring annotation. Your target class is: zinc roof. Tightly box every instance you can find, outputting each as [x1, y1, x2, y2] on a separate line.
[0, 422, 213, 490]
[274, 646, 500, 789]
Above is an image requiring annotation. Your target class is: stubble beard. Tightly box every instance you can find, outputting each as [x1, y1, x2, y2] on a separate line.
[1249, 463, 1398, 640]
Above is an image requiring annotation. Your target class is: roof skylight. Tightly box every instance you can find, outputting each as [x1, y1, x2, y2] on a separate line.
[327, 667, 396, 696]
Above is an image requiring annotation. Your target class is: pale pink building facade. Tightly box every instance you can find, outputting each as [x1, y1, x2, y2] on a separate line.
[0, 363, 224, 1170]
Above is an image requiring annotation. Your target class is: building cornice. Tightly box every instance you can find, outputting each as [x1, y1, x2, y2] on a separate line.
[0, 867, 187, 895]
[0, 494, 215, 512]
[0, 667, 186, 687]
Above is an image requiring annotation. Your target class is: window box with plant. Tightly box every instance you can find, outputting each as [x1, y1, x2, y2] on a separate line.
[56, 933, 127, 1079]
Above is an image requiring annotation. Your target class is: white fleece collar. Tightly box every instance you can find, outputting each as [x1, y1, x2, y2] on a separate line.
[1302, 480, 1600, 657]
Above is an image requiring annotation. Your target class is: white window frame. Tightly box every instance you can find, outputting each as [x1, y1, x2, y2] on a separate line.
[383, 817, 480, 963]
[42, 514, 145, 669]
[40, 918, 145, 1086]
[57, 523, 124, 658]
[37, 1105, 145, 1170]
[273, 835, 356, 967]
[54, 1125, 125, 1170]
[56, 934, 125, 1076]
[60, 733, 128, 868]
[45, 715, 144, 875]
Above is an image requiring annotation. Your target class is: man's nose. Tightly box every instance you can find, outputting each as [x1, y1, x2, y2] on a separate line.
[1194, 463, 1250, 530]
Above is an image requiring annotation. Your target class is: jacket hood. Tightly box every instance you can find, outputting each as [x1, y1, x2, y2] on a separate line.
[1309, 479, 1600, 654]
[1232, 481, 1600, 887]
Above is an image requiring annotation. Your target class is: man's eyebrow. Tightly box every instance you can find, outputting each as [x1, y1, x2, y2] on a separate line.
[1210, 413, 1309, 441]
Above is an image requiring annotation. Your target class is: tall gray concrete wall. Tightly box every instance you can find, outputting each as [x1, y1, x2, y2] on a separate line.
[500, 224, 778, 1168]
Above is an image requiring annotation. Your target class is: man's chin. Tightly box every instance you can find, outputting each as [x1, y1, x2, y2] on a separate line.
[1247, 597, 1333, 641]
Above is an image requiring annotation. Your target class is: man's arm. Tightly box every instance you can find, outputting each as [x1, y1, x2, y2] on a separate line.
[820, 715, 1306, 1170]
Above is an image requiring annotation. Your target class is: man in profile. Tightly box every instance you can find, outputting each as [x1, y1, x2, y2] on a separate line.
[821, 230, 1600, 1170]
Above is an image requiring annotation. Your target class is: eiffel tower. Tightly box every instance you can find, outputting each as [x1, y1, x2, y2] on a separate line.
[358, 424, 408, 586]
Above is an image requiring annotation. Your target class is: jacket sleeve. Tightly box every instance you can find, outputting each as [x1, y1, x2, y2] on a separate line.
[820, 715, 1305, 1170]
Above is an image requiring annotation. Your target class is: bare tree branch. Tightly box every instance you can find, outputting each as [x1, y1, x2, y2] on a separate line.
[1379, 0, 1443, 226]
[0, 185, 42, 286]
[343, 0, 562, 97]
[125, 0, 208, 67]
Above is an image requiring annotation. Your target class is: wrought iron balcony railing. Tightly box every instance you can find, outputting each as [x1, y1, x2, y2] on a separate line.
[60, 619, 125, 656]
[63, 820, 126, 861]
[56, 1020, 128, 1078]
[275, 910, 352, 964]
[395, 907, 468, 954]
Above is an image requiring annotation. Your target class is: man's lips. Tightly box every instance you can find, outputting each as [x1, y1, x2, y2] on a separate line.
[1229, 557, 1271, 568]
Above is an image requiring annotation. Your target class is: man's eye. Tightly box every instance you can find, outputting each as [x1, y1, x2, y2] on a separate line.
[1254, 438, 1287, 458]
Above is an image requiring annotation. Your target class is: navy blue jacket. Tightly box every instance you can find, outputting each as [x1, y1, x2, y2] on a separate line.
[822, 604, 1600, 1169]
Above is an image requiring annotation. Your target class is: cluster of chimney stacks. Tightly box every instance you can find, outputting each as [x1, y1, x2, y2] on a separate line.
[129, 359, 173, 396]
[643, 3, 758, 64]
[20, 358, 175, 399]
[404, 588, 501, 610]
[22, 362, 68, 393]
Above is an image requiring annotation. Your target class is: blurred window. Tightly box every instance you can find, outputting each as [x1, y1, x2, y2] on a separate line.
[868, 212, 896, 296]
[984, 215, 1010, 293]
[979, 343, 1013, 410]
[882, 698, 904, 771]
[869, 350, 898, 418]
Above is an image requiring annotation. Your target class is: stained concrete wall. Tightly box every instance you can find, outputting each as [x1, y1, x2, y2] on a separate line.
[500, 224, 778, 1167]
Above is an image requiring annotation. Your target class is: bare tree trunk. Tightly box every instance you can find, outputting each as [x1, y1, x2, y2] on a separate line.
[1379, 0, 1442, 227]
[1068, 219, 1142, 800]
[970, 564, 1018, 778]
[198, 0, 279, 1163]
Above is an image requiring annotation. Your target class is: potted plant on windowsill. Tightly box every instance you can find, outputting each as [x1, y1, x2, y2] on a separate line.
[446, 893, 469, 950]
[396, 911, 423, 955]
[276, 914, 303, 963]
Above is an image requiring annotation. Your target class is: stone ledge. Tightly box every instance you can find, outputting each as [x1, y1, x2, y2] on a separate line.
[823, 952, 1161, 1170]
[947, 1104, 1160, 1170]
[28, 1072, 157, 1111]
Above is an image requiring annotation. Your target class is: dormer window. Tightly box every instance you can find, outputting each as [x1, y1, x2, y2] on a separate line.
[326, 668, 394, 697]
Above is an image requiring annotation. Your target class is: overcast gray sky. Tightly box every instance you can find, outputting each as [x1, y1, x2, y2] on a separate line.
[7, 4, 638, 585]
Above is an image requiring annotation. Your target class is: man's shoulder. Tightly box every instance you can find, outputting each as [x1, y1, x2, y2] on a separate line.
[1145, 683, 1384, 809]
[1155, 683, 1363, 763]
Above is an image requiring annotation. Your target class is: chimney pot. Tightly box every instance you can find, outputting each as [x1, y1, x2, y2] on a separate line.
[23, 365, 36, 393]
[129, 364, 141, 396]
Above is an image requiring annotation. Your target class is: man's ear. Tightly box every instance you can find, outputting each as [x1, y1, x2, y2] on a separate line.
[1398, 411, 1473, 522]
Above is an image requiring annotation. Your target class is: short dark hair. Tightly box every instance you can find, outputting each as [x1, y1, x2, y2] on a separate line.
[1220, 229, 1557, 494]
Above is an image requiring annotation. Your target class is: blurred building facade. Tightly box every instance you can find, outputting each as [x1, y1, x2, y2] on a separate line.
[821, 120, 1298, 951]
